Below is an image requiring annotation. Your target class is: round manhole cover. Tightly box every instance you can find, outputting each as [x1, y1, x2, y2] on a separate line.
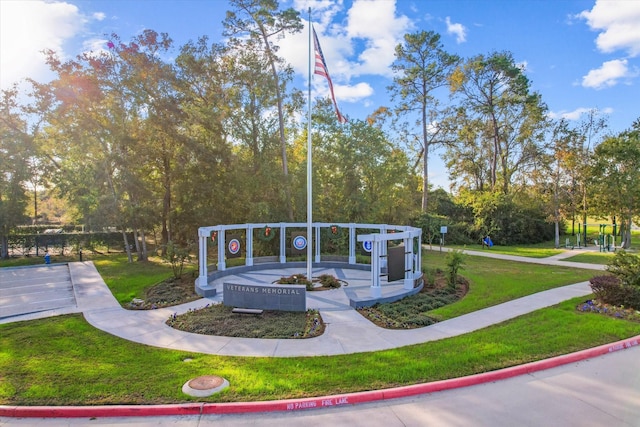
[182, 375, 229, 397]
[188, 375, 224, 390]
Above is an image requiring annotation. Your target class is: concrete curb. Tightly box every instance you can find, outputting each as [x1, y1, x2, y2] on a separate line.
[2, 335, 638, 418]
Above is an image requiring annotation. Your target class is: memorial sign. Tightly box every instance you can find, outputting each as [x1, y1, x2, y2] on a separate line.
[223, 282, 306, 312]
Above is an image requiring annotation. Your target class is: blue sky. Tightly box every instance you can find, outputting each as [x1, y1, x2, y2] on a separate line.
[1, 0, 639, 188]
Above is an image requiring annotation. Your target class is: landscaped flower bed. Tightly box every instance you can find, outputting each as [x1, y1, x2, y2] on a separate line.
[576, 299, 640, 322]
[166, 305, 325, 338]
[275, 273, 346, 291]
[357, 271, 468, 329]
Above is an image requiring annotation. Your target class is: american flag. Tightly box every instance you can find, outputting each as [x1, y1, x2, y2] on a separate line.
[312, 26, 347, 124]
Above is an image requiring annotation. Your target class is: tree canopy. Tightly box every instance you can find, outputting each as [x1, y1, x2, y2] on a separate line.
[1, 0, 636, 259]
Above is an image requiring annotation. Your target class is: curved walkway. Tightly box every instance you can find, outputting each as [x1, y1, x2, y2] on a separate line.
[4, 246, 640, 425]
[2, 246, 606, 356]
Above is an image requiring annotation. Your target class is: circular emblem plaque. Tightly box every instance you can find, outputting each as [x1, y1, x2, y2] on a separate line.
[362, 241, 372, 253]
[292, 235, 307, 250]
[228, 238, 240, 254]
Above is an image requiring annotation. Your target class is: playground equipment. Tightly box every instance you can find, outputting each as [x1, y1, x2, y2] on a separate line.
[597, 224, 615, 252]
[572, 222, 618, 251]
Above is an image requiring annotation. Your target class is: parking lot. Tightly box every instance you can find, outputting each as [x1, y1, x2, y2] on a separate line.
[0, 264, 76, 320]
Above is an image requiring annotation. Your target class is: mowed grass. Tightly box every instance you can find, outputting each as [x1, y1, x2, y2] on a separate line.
[1, 298, 639, 405]
[1, 247, 637, 406]
[92, 255, 196, 305]
[561, 252, 616, 265]
[422, 251, 596, 319]
[443, 243, 564, 258]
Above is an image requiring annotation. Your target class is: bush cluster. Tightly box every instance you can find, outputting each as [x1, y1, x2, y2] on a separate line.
[606, 250, 640, 287]
[412, 191, 561, 246]
[276, 274, 314, 291]
[588, 251, 640, 310]
[315, 274, 342, 288]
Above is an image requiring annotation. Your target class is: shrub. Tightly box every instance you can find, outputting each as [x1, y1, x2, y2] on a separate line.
[606, 250, 640, 287]
[316, 274, 342, 288]
[162, 241, 192, 279]
[589, 274, 640, 310]
[589, 275, 624, 304]
[445, 250, 466, 289]
[276, 274, 313, 291]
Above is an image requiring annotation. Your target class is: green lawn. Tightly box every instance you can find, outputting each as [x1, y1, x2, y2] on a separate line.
[423, 251, 596, 319]
[1, 298, 639, 405]
[435, 244, 564, 258]
[561, 252, 616, 265]
[1, 248, 638, 406]
[92, 255, 185, 304]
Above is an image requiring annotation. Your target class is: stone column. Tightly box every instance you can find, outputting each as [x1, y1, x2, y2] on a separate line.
[279, 223, 286, 264]
[218, 229, 226, 271]
[246, 225, 253, 266]
[196, 228, 208, 288]
[349, 224, 356, 264]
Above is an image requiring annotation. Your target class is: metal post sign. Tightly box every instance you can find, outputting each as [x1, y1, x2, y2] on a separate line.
[440, 226, 448, 249]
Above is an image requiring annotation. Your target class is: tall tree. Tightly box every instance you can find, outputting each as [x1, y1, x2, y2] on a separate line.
[576, 109, 608, 241]
[173, 37, 237, 232]
[223, 0, 303, 221]
[389, 30, 459, 212]
[110, 31, 184, 256]
[0, 88, 32, 258]
[307, 99, 416, 224]
[449, 51, 548, 194]
[587, 120, 640, 249]
[42, 30, 183, 261]
[536, 119, 581, 248]
[442, 109, 492, 192]
[42, 46, 136, 260]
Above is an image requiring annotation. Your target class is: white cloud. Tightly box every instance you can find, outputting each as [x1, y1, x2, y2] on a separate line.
[82, 38, 110, 58]
[516, 60, 529, 73]
[345, 0, 412, 77]
[582, 59, 634, 89]
[0, 1, 89, 89]
[445, 16, 466, 44]
[549, 107, 613, 121]
[333, 81, 374, 102]
[282, 0, 411, 105]
[579, 0, 640, 56]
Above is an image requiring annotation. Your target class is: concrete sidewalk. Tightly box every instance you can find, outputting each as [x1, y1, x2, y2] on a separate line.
[2, 249, 639, 425]
[3, 252, 599, 356]
[428, 245, 608, 270]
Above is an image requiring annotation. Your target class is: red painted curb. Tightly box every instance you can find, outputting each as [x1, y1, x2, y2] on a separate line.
[1, 335, 638, 418]
[0, 403, 203, 418]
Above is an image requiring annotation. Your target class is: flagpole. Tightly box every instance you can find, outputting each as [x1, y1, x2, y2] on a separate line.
[306, 7, 313, 282]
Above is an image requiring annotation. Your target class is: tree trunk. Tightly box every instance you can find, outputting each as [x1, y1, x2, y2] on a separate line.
[133, 229, 141, 261]
[261, 26, 293, 221]
[140, 229, 148, 261]
[121, 229, 133, 263]
[622, 214, 633, 249]
[1, 235, 8, 259]
[422, 148, 429, 213]
[161, 151, 171, 255]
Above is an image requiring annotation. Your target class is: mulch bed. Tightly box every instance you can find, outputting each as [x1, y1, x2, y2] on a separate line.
[357, 272, 469, 329]
[127, 275, 200, 310]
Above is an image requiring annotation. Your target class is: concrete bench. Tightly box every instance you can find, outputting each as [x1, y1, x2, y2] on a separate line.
[232, 308, 264, 315]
